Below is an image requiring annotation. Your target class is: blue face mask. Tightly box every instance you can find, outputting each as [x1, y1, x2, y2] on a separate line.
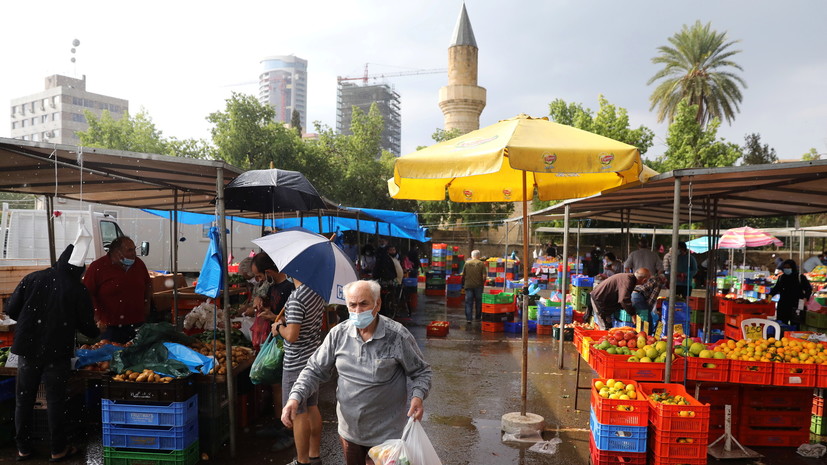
[121, 258, 135, 267]
[782, 268, 792, 275]
[349, 308, 376, 329]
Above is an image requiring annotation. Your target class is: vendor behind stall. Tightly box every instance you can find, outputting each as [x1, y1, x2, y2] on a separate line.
[83, 236, 152, 344]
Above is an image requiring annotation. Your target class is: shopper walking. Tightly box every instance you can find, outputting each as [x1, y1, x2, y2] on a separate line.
[462, 250, 487, 323]
[769, 259, 812, 326]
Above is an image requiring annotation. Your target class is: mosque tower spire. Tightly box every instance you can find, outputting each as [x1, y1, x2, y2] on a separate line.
[439, 2, 486, 134]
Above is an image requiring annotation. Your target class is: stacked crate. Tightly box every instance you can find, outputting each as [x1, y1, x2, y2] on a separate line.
[640, 383, 709, 465]
[425, 244, 447, 296]
[720, 298, 776, 340]
[688, 296, 724, 337]
[536, 301, 572, 336]
[589, 379, 648, 465]
[569, 277, 593, 312]
[691, 382, 740, 443]
[737, 386, 812, 447]
[481, 292, 515, 332]
[660, 301, 691, 338]
[445, 275, 463, 307]
[102, 378, 199, 465]
[486, 258, 505, 288]
[813, 389, 826, 437]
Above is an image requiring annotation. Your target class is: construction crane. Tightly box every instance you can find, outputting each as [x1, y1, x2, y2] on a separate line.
[337, 63, 446, 84]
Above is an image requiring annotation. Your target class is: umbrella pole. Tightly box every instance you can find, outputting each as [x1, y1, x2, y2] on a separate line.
[665, 177, 681, 383]
[216, 170, 237, 457]
[558, 204, 570, 369]
[172, 189, 180, 330]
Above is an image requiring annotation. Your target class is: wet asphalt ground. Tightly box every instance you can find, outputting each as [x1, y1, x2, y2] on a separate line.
[4, 289, 827, 464]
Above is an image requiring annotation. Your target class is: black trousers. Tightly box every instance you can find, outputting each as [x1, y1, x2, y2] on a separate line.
[15, 356, 71, 455]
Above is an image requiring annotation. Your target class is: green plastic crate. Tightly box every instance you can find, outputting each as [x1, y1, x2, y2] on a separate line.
[104, 441, 199, 465]
[528, 306, 538, 320]
[689, 310, 725, 324]
[812, 415, 827, 436]
[815, 296, 826, 306]
[482, 292, 515, 304]
[806, 311, 827, 329]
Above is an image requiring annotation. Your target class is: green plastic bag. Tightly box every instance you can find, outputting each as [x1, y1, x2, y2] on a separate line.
[250, 334, 284, 385]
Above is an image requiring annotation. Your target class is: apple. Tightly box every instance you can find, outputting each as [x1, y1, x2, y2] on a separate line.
[617, 339, 627, 347]
[627, 340, 637, 349]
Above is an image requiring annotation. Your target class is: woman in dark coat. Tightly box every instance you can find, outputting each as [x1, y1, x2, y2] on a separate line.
[769, 259, 812, 326]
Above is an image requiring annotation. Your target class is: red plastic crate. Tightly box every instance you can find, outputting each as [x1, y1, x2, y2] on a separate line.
[686, 356, 729, 382]
[728, 359, 774, 385]
[573, 329, 607, 351]
[536, 324, 553, 335]
[590, 379, 649, 427]
[736, 425, 810, 447]
[740, 406, 811, 427]
[588, 432, 646, 465]
[689, 296, 718, 311]
[772, 362, 817, 387]
[816, 365, 827, 388]
[691, 382, 740, 407]
[0, 331, 13, 346]
[814, 396, 824, 417]
[426, 321, 449, 337]
[649, 429, 707, 460]
[638, 383, 710, 433]
[724, 324, 742, 341]
[719, 299, 775, 316]
[742, 386, 813, 409]
[481, 302, 515, 313]
[592, 349, 685, 382]
[647, 454, 707, 465]
[423, 289, 445, 296]
[481, 321, 503, 333]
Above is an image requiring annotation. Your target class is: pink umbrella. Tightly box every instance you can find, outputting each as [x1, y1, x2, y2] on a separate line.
[717, 226, 784, 249]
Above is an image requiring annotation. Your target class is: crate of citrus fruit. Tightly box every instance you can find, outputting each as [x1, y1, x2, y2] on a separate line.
[590, 378, 648, 427]
[639, 383, 710, 433]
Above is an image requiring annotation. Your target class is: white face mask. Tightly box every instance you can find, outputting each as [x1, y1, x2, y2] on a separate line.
[247, 277, 257, 285]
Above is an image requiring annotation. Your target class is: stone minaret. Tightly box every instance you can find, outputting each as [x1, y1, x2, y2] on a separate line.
[439, 3, 486, 134]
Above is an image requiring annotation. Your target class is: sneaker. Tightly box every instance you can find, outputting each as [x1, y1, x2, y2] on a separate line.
[310, 457, 322, 465]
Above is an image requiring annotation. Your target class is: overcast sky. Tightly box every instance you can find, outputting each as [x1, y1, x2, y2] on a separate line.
[2, 1, 825, 161]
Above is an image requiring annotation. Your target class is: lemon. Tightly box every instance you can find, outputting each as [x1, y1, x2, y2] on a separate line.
[614, 381, 625, 390]
[594, 381, 605, 390]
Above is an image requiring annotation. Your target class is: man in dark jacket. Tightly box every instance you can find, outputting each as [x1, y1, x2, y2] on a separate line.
[6, 244, 99, 461]
[590, 268, 651, 329]
[770, 259, 812, 326]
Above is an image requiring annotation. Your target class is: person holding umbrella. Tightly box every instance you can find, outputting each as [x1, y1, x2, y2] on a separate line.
[272, 279, 326, 464]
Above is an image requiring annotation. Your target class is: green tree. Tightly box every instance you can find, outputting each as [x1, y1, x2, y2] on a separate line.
[548, 95, 655, 156]
[741, 133, 777, 165]
[290, 109, 302, 136]
[648, 20, 747, 127]
[310, 105, 396, 209]
[802, 148, 822, 161]
[207, 92, 317, 174]
[78, 109, 213, 159]
[652, 100, 741, 171]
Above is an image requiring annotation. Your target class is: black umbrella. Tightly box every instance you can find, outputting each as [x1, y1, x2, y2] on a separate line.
[223, 169, 327, 213]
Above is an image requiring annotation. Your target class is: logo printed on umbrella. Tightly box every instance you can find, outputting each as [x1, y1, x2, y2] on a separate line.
[599, 152, 614, 169]
[543, 153, 557, 171]
[337, 284, 344, 300]
[502, 189, 512, 200]
[463, 189, 473, 200]
[455, 135, 498, 149]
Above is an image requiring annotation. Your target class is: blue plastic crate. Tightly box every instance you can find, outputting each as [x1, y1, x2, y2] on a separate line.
[102, 395, 198, 428]
[102, 421, 198, 450]
[572, 276, 594, 287]
[505, 280, 524, 289]
[445, 283, 463, 292]
[537, 303, 573, 322]
[401, 278, 418, 287]
[661, 322, 691, 338]
[589, 408, 647, 453]
[0, 377, 14, 403]
[661, 301, 689, 322]
[697, 329, 724, 343]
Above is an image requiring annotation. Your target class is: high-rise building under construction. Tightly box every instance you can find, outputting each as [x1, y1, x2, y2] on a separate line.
[336, 81, 401, 156]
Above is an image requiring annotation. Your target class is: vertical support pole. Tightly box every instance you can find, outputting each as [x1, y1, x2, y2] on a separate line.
[46, 195, 57, 265]
[172, 189, 180, 330]
[557, 204, 570, 369]
[520, 172, 529, 417]
[664, 177, 682, 383]
[216, 170, 237, 457]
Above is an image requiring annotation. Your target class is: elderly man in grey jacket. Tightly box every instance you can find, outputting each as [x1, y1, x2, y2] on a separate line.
[282, 280, 432, 465]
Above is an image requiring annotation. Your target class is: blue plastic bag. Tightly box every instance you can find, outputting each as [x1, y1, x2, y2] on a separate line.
[163, 342, 215, 375]
[195, 226, 223, 298]
[75, 344, 124, 369]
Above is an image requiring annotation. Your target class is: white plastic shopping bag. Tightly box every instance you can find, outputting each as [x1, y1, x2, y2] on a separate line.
[368, 438, 409, 465]
[402, 417, 442, 465]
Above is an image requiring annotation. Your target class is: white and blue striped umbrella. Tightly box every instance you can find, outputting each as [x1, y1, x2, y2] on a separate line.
[251, 227, 358, 305]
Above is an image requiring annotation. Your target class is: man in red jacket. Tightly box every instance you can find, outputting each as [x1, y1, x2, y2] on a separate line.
[83, 236, 152, 343]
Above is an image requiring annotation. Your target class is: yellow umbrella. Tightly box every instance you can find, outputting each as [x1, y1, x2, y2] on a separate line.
[389, 114, 644, 417]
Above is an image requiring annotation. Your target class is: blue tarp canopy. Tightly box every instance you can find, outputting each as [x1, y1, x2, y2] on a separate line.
[686, 236, 718, 254]
[142, 208, 429, 242]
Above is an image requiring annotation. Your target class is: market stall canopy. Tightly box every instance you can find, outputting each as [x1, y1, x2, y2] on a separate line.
[0, 138, 242, 211]
[528, 159, 827, 224]
[142, 207, 429, 242]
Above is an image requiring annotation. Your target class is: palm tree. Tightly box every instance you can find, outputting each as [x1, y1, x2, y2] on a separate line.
[648, 21, 747, 127]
